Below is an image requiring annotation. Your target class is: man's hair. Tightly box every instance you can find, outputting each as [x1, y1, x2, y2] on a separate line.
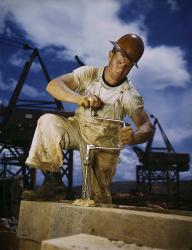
[111, 46, 118, 54]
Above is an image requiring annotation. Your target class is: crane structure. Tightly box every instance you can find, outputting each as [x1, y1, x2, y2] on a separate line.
[0, 39, 190, 198]
[0, 42, 74, 190]
[135, 115, 190, 196]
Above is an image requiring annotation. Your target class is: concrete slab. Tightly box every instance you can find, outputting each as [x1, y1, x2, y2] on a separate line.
[19, 239, 41, 250]
[41, 233, 162, 250]
[17, 201, 192, 250]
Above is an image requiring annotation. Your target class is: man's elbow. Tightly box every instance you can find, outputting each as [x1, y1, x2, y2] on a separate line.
[46, 80, 55, 94]
[145, 123, 154, 141]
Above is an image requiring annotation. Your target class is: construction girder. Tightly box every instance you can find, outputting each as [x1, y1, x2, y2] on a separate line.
[0, 44, 74, 190]
[135, 115, 190, 196]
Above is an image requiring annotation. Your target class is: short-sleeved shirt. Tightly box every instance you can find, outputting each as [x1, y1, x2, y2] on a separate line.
[72, 66, 144, 146]
[73, 66, 144, 120]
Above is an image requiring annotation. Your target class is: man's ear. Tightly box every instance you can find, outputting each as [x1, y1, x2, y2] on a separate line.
[108, 50, 113, 61]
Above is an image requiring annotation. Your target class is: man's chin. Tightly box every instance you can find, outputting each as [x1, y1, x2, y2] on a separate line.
[113, 75, 124, 82]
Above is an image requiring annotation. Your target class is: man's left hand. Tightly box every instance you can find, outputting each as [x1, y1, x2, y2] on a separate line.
[119, 126, 135, 145]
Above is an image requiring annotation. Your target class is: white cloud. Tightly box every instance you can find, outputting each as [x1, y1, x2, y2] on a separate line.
[73, 150, 82, 185]
[0, 0, 189, 90]
[114, 148, 138, 181]
[21, 84, 46, 98]
[167, 128, 192, 144]
[0, 0, 146, 65]
[140, 86, 192, 147]
[0, 98, 8, 106]
[0, 72, 8, 90]
[130, 45, 191, 90]
[73, 147, 138, 185]
[9, 51, 42, 73]
[0, 2, 9, 33]
[0, 73, 46, 98]
[167, 0, 180, 12]
[9, 54, 24, 67]
[0, 0, 191, 180]
[0, 74, 16, 90]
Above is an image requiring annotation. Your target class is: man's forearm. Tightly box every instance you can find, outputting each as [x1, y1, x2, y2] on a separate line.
[132, 122, 154, 145]
[46, 79, 82, 105]
[46, 79, 103, 109]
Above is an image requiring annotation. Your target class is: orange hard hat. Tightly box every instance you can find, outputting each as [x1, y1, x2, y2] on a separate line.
[110, 34, 144, 68]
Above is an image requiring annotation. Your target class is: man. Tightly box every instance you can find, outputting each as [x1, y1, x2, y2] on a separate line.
[23, 33, 153, 203]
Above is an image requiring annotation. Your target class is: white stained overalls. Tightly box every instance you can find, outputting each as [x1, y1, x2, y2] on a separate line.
[25, 66, 144, 203]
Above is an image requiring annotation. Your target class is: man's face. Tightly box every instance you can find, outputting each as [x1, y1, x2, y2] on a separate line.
[107, 50, 133, 84]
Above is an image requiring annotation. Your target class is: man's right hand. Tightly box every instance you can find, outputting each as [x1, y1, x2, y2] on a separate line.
[79, 95, 103, 109]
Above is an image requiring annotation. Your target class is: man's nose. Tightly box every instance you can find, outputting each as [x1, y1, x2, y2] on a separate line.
[120, 57, 129, 65]
[119, 61, 128, 69]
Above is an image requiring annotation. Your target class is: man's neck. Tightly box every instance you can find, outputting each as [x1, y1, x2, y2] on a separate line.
[103, 67, 127, 87]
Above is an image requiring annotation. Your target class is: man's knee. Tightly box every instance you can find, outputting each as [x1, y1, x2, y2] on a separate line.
[38, 113, 57, 125]
[93, 151, 119, 173]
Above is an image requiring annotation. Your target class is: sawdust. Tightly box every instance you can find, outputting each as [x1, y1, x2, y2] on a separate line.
[72, 199, 95, 207]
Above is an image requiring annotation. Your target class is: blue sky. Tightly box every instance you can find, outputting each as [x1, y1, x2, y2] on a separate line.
[0, 0, 191, 184]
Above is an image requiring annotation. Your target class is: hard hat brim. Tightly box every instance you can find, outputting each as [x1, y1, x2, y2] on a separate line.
[109, 40, 139, 68]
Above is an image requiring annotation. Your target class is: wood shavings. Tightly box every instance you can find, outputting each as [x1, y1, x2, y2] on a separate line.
[72, 199, 95, 207]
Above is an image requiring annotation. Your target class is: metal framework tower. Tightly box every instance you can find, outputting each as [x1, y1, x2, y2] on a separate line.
[0, 43, 74, 190]
[135, 115, 190, 196]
